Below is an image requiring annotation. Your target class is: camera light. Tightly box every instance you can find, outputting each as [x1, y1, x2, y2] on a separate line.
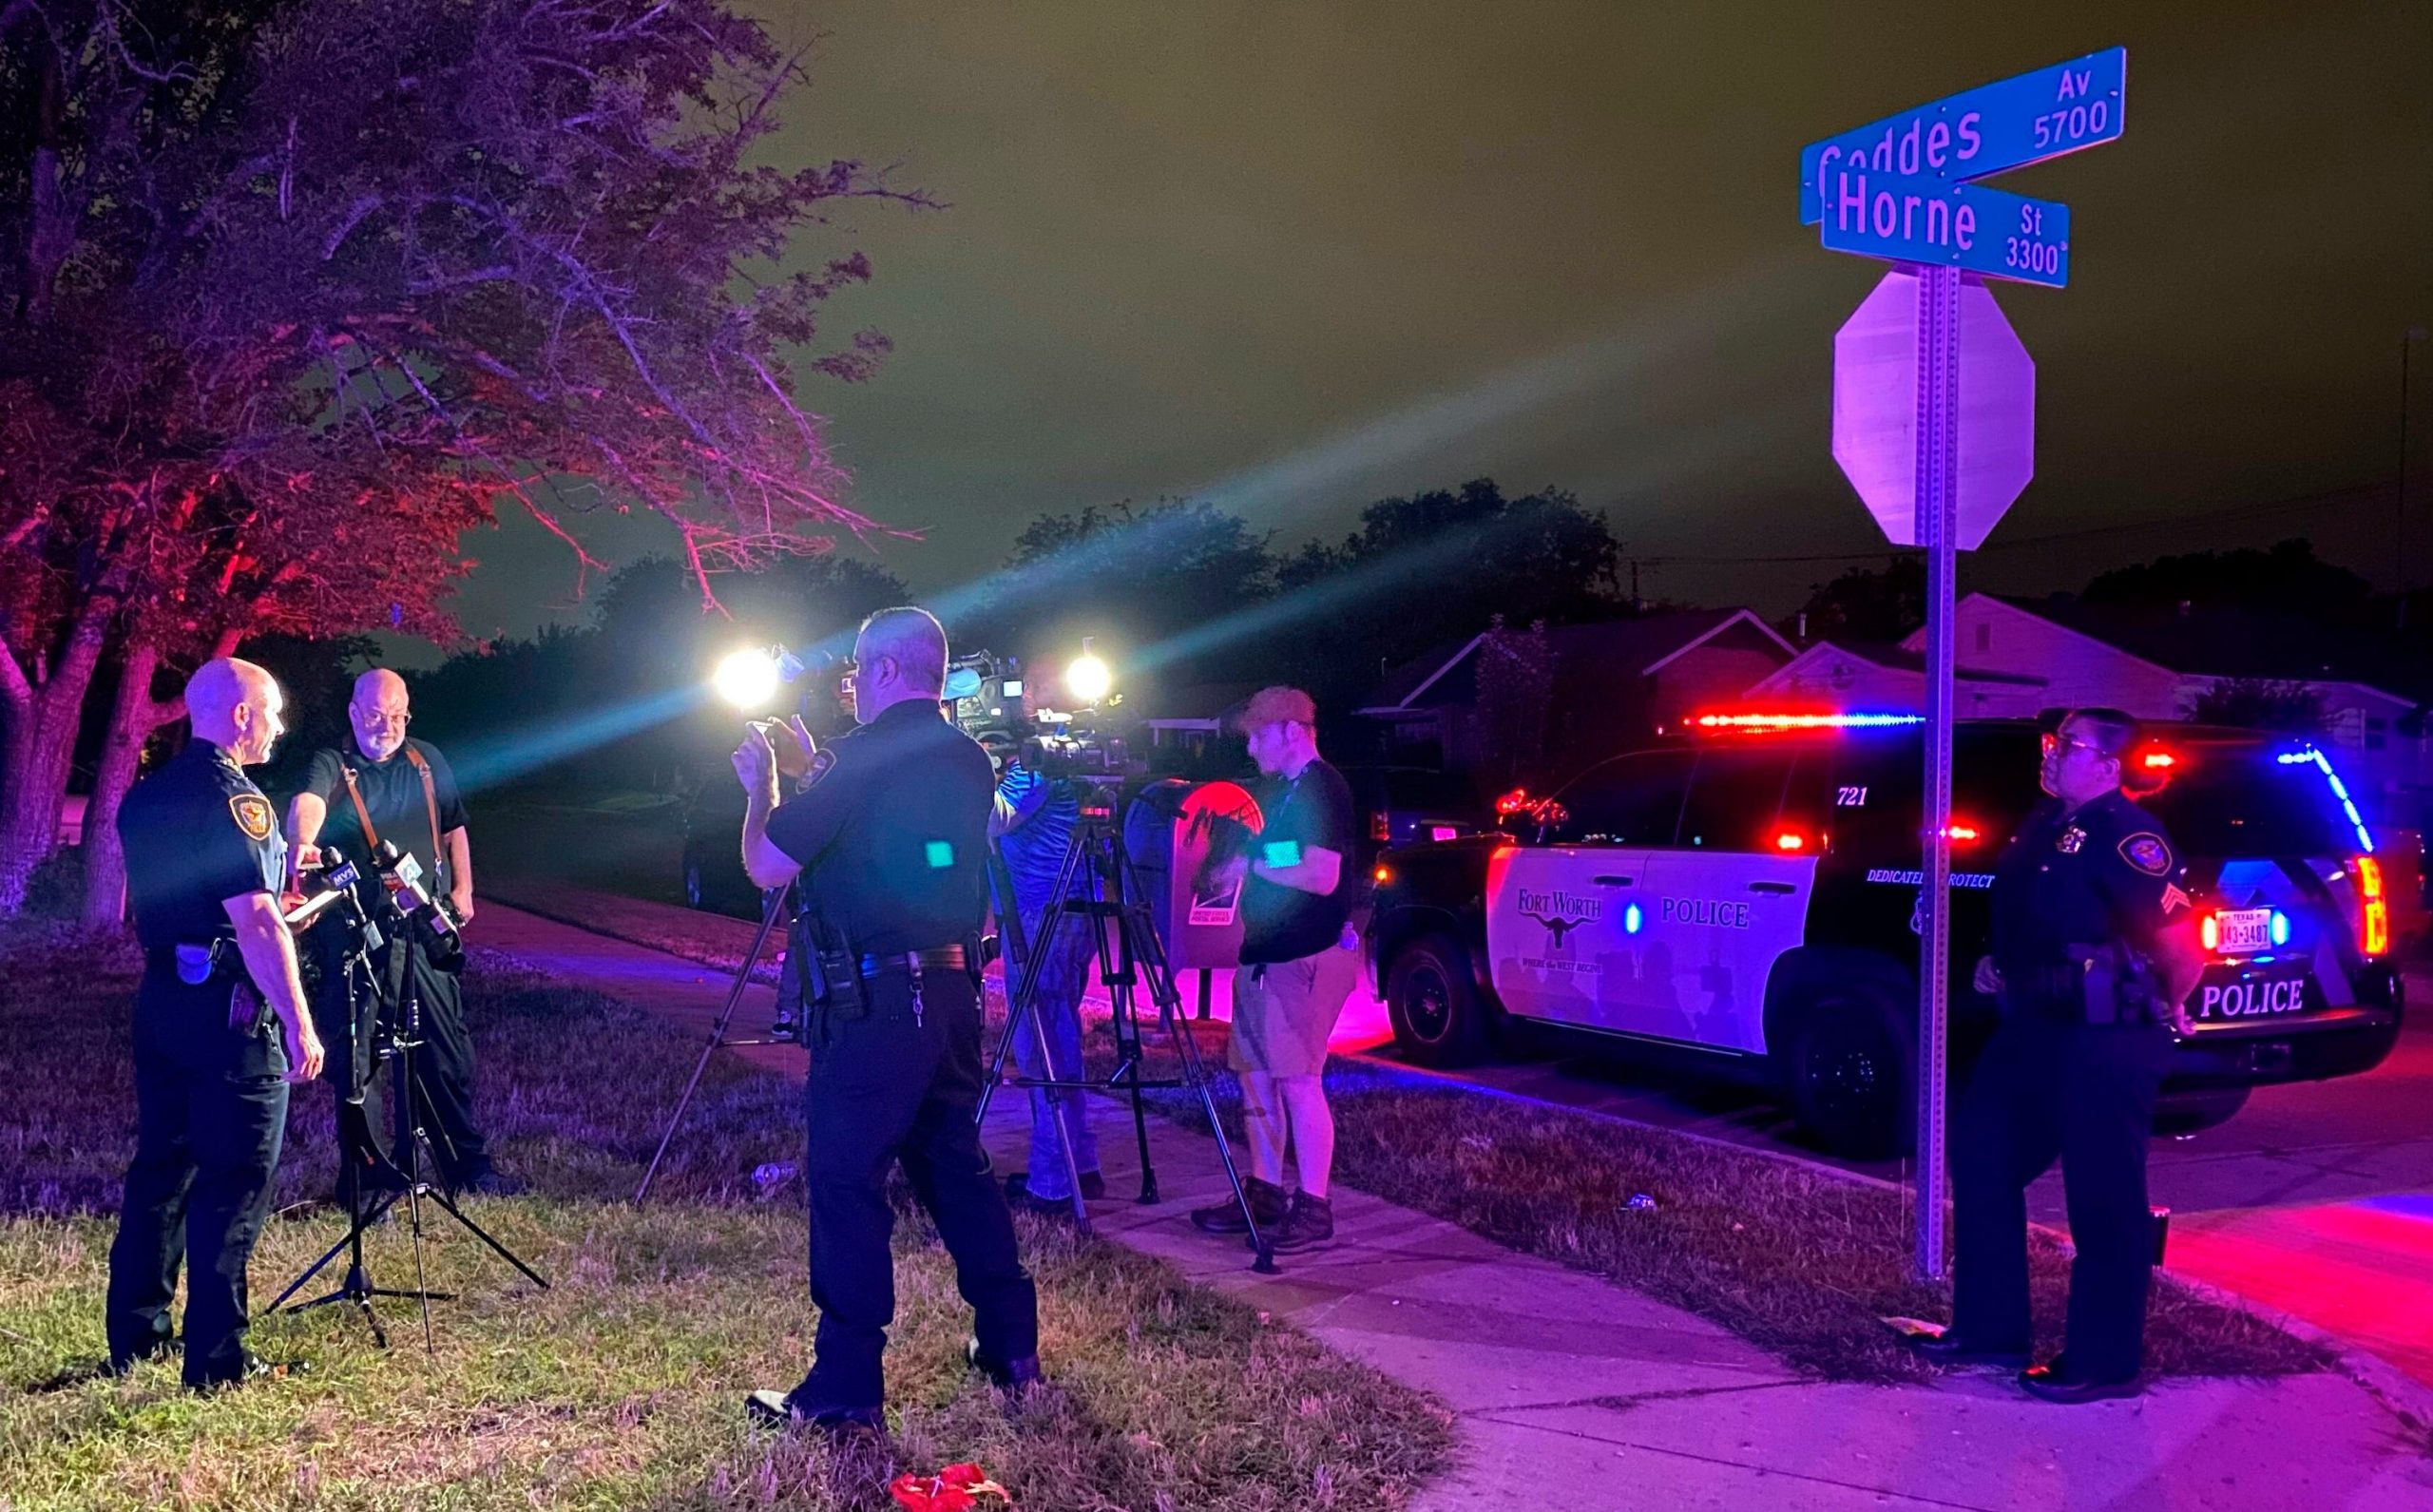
[715, 647, 782, 710]
[1262, 840, 1302, 870]
[1065, 639, 1113, 706]
[925, 841, 956, 870]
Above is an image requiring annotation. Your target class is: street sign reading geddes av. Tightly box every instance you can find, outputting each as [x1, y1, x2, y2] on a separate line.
[1819, 174, 2071, 288]
[1797, 47, 2125, 225]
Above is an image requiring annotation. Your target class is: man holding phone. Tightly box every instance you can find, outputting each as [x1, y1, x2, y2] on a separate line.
[1189, 687, 1359, 1253]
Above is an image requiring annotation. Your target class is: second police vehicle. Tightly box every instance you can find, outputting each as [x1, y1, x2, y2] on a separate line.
[1367, 711, 2404, 1157]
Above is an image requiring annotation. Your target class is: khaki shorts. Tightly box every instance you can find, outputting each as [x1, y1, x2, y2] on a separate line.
[1229, 946, 1361, 1078]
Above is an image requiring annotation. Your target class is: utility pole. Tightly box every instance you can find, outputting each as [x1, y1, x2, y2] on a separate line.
[2402, 328, 2425, 630]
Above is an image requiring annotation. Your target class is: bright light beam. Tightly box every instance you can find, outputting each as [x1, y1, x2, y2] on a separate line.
[715, 648, 782, 710]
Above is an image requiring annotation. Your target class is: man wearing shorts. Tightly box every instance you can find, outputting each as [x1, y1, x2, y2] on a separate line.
[1190, 686, 1360, 1253]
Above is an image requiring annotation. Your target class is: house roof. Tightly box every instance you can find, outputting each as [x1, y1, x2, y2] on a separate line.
[1779, 639, 2047, 687]
[1991, 595, 2423, 698]
[1357, 610, 1793, 714]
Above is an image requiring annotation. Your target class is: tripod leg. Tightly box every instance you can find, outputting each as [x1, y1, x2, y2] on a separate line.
[1022, 932, 1093, 1231]
[1093, 838, 1159, 1205]
[977, 838, 1082, 1129]
[1119, 845, 1277, 1272]
[637, 883, 791, 1202]
[416, 1189, 551, 1290]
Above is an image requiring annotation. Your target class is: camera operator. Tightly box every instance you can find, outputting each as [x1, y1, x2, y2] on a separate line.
[106, 659, 324, 1391]
[1188, 687, 1359, 1254]
[284, 670, 505, 1196]
[736, 606, 1041, 1434]
[985, 732, 1105, 1216]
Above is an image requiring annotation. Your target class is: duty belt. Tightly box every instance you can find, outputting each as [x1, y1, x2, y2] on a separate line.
[857, 946, 968, 978]
[856, 946, 969, 1031]
[143, 940, 236, 986]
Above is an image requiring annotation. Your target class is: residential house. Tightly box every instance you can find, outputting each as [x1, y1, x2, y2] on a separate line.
[1879, 595, 2433, 829]
[1356, 610, 1797, 781]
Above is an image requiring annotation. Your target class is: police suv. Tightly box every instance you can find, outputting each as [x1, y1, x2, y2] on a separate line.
[1367, 714, 2405, 1157]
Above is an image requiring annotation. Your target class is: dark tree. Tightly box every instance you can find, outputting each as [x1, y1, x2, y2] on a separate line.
[1790, 557, 1925, 645]
[2083, 540, 2372, 622]
[0, 0, 920, 913]
[2188, 679, 2328, 734]
[1274, 479, 1627, 707]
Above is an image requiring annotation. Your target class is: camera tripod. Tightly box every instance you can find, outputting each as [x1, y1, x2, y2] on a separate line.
[979, 782, 1277, 1272]
[272, 920, 547, 1350]
[635, 880, 799, 1203]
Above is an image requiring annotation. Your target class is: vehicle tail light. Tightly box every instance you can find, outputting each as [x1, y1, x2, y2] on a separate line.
[1774, 831, 1806, 852]
[2358, 856, 2389, 957]
[1495, 788, 1530, 817]
[1370, 812, 1391, 842]
[2200, 914, 2218, 952]
[1372, 864, 1393, 886]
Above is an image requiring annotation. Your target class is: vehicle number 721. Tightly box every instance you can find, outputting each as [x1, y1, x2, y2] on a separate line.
[1835, 786, 1868, 808]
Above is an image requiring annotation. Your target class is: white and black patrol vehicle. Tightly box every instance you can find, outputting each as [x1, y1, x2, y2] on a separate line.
[1367, 712, 2405, 1158]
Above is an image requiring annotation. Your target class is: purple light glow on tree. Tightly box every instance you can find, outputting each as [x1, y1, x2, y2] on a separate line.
[0, 0, 927, 915]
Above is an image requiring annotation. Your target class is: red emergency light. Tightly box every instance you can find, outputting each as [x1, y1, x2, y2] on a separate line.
[1695, 711, 1925, 733]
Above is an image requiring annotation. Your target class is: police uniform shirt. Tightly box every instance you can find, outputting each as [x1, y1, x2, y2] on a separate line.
[120, 741, 285, 950]
[298, 737, 469, 895]
[765, 700, 994, 954]
[1990, 789, 2187, 983]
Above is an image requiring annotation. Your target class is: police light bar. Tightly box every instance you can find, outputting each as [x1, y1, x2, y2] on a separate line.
[2278, 748, 2375, 853]
[1695, 712, 1925, 731]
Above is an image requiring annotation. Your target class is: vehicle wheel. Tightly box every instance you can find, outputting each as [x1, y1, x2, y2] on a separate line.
[2155, 1086, 2248, 1137]
[683, 859, 706, 910]
[1385, 933, 1495, 1067]
[1785, 986, 1914, 1159]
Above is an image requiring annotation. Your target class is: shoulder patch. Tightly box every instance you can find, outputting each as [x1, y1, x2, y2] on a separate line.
[2118, 832, 2173, 876]
[229, 794, 274, 842]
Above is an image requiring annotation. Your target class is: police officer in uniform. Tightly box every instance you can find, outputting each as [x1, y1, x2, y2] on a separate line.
[1919, 708, 2204, 1403]
[106, 659, 326, 1390]
[736, 607, 1041, 1432]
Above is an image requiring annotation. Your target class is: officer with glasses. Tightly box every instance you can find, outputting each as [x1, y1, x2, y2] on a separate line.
[1916, 707, 2205, 1403]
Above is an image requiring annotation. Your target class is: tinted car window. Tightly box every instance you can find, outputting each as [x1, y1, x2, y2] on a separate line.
[1677, 746, 1799, 851]
[1546, 749, 1695, 845]
[2146, 749, 2363, 858]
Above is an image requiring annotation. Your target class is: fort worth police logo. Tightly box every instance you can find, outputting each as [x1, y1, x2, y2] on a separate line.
[2119, 833, 2173, 876]
[228, 794, 274, 842]
[1517, 886, 1600, 947]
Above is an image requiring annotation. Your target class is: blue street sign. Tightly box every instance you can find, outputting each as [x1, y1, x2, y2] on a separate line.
[1797, 47, 2124, 225]
[1818, 172, 2071, 288]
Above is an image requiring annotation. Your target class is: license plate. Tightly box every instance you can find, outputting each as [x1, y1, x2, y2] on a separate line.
[2198, 972, 2311, 1021]
[2215, 908, 2273, 954]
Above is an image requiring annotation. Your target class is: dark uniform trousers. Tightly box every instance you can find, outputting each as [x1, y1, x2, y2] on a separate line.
[798, 966, 1037, 1411]
[312, 931, 487, 1190]
[1952, 1010, 2173, 1381]
[105, 973, 290, 1388]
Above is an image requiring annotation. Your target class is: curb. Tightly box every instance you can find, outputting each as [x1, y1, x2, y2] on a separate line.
[1342, 1045, 2433, 1427]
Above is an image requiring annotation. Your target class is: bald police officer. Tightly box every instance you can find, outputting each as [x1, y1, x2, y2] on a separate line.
[737, 607, 1041, 1433]
[1919, 707, 2204, 1403]
[106, 659, 325, 1390]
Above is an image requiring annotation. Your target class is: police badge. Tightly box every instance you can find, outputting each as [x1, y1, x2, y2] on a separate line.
[2057, 825, 2087, 854]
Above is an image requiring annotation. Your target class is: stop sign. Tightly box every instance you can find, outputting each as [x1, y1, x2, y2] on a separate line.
[1831, 270, 2035, 550]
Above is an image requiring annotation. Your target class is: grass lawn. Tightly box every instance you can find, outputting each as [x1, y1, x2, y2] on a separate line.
[0, 924, 1451, 1511]
[489, 881, 2328, 1387]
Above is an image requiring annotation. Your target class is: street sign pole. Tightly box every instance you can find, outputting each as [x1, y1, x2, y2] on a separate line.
[1914, 265, 1962, 1281]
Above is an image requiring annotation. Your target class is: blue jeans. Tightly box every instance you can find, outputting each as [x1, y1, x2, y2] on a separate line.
[1009, 910, 1100, 1199]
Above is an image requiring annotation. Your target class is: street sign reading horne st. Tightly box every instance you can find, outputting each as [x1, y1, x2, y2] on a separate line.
[1818, 172, 2071, 288]
[1797, 46, 2125, 225]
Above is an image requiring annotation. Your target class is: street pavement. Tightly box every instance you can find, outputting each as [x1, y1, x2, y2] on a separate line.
[476, 905, 2433, 1511]
[1312, 963, 2433, 1392]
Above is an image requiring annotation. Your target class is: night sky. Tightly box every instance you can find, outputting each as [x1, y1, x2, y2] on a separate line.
[436, 1, 2433, 653]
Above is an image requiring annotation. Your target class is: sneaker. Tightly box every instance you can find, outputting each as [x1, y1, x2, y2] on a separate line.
[1190, 1176, 1287, 1234]
[1254, 1191, 1334, 1254]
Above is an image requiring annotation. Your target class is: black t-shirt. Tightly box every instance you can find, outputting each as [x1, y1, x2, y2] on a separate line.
[1240, 758, 1356, 965]
[120, 740, 286, 951]
[1990, 790, 2187, 980]
[765, 700, 995, 954]
[300, 737, 469, 897]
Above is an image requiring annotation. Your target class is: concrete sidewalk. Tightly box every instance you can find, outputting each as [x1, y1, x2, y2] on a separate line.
[477, 905, 2433, 1510]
